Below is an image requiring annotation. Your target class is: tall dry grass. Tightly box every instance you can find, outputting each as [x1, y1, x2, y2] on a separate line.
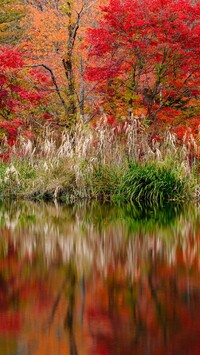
[0, 115, 199, 202]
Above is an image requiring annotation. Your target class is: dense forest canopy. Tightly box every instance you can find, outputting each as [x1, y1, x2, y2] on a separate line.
[86, 0, 200, 136]
[0, 0, 200, 145]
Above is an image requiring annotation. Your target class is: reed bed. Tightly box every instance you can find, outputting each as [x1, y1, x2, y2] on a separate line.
[0, 116, 199, 203]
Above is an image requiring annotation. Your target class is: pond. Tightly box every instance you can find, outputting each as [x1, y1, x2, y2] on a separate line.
[0, 201, 199, 355]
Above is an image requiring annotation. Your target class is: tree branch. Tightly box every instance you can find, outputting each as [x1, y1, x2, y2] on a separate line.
[25, 64, 68, 116]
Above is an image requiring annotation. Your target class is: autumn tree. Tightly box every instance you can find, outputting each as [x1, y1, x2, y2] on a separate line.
[62, 0, 99, 131]
[0, 0, 25, 44]
[22, 0, 100, 133]
[0, 46, 51, 146]
[86, 0, 200, 135]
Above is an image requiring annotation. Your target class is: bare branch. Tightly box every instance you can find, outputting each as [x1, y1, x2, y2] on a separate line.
[25, 64, 68, 116]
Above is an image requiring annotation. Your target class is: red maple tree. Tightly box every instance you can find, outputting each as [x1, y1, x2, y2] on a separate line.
[86, 0, 200, 137]
[0, 46, 51, 148]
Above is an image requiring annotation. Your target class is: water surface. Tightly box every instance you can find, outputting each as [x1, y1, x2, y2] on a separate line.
[0, 201, 199, 355]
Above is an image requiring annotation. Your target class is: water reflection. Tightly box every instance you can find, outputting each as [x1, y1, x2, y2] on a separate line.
[0, 201, 199, 354]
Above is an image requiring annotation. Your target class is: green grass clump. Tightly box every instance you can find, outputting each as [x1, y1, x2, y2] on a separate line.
[0, 159, 36, 199]
[21, 158, 76, 201]
[89, 164, 123, 201]
[119, 162, 190, 204]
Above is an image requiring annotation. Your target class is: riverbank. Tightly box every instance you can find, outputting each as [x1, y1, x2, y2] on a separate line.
[0, 122, 199, 204]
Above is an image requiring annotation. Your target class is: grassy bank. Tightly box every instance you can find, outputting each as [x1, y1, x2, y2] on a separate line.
[0, 120, 199, 204]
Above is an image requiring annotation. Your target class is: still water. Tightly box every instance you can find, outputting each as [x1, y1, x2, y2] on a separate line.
[0, 201, 199, 355]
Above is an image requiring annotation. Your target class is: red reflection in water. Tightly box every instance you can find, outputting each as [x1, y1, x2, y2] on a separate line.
[0, 213, 199, 354]
[0, 312, 22, 334]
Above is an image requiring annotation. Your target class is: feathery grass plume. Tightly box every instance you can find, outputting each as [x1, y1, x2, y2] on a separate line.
[0, 116, 198, 202]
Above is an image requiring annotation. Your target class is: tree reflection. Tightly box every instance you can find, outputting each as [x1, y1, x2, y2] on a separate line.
[64, 266, 78, 355]
[0, 201, 199, 354]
